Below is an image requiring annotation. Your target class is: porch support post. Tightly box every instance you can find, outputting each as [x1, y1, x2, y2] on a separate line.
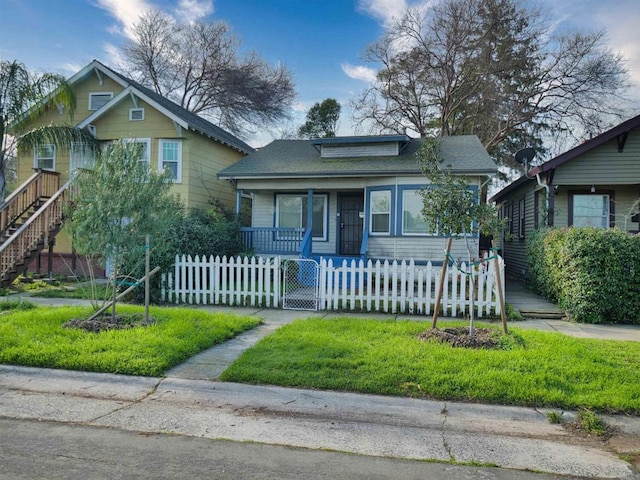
[236, 189, 243, 216]
[47, 239, 55, 280]
[307, 189, 314, 256]
[546, 169, 555, 227]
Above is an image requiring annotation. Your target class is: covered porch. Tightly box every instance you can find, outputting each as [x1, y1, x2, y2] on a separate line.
[237, 187, 368, 259]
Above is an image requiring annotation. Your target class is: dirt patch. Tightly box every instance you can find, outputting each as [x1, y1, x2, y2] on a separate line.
[63, 313, 155, 333]
[418, 326, 513, 350]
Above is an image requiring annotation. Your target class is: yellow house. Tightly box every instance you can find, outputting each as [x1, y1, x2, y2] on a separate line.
[6, 59, 253, 281]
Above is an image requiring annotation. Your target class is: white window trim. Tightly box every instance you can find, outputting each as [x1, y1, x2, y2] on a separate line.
[89, 92, 113, 111]
[275, 194, 328, 241]
[401, 189, 435, 236]
[369, 190, 391, 235]
[158, 139, 182, 183]
[34, 144, 56, 171]
[123, 137, 151, 169]
[70, 142, 96, 174]
[129, 107, 145, 121]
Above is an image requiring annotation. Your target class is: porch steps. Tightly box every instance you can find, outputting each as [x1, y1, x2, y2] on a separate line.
[505, 280, 566, 320]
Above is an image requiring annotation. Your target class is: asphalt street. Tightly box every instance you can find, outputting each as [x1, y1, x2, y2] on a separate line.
[0, 418, 575, 480]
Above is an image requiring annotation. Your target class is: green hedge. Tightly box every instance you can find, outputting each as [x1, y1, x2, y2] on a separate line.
[527, 228, 640, 324]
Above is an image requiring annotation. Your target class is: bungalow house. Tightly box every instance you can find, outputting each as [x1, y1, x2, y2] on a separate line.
[2, 60, 252, 282]
[490, 114, 640, 279]
[217, 135, 497, 263]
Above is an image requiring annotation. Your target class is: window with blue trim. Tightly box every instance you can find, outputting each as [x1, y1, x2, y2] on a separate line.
[402, 189, 435, 235]
[275, 194, 327, 240]
[370, 190, 391, 234]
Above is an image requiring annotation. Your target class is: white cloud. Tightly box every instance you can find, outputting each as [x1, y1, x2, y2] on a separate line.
[174, 0, 214, 23]
[93, 0, 153, 38]
[59, 62, 84, 75]
[593, 3, 640, 90]
[342, 63, 377, 83]
[102, 42, 126, 67]
[292, 101, 310, 113]
[357, 0, 408, 27]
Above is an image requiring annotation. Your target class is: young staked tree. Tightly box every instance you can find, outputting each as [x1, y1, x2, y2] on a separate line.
[120, 9, 296, 137]
[1, 60, 96, 201]
[353, 0, 629, 168]
[68, 141, 181, 321]
[298, 98, 341, 138]
[418, 138, 505, 334]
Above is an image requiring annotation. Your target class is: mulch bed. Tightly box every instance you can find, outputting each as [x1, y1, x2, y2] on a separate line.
[418, 326, 505, 349]
[63, 313, 155, 333]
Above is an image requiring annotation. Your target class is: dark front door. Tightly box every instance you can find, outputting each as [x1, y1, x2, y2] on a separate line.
[339, 194, 364, 255]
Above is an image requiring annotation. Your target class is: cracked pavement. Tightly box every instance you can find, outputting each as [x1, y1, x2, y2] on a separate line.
[1, 365, 638, 479]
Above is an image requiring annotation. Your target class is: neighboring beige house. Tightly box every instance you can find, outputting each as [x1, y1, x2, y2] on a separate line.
[490, 114, 640, 279]
[218, 135, 497, 263]
[4, 59, 252, 282]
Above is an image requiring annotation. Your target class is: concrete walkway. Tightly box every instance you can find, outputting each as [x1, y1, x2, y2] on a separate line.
[505, 279, 566, 319]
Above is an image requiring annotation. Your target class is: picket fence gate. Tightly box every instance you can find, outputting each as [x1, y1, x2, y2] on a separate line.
[162, 255, 505, 317]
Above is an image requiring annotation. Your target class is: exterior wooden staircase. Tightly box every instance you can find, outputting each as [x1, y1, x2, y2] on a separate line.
[0, 170, 72, 286]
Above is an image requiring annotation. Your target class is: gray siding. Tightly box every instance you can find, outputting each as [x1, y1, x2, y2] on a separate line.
[321, 143, 399, 158]
[367, 236, 473, 262]
[554, 130, 640, 185]
[498, 182, 539, 279]
[553, 184, 640, 231]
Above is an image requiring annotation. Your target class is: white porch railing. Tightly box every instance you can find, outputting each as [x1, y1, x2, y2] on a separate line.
[162, 255, 505, 317]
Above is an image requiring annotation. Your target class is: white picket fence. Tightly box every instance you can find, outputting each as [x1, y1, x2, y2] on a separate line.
[162, 254, 505, 317]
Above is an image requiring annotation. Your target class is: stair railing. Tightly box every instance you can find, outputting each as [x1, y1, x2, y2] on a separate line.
[0, 169, 60, 236]
[0, 178, 73, 283]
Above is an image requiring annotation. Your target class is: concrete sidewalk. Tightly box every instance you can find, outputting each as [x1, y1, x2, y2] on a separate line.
[2, 298, 640, 477]
[1, 365, 639, 479]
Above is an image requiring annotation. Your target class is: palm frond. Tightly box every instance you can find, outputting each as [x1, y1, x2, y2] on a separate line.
[17, 124, 98, 153]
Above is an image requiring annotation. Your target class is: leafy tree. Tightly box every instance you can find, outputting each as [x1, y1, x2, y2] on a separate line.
[418, 138, 506, 333]
[67, 141, 181, 320]
[0, 60, 95, 201]
[298, 98, 341, 138]
[120, 9, 296, 137]
[353, 0, 629, 167]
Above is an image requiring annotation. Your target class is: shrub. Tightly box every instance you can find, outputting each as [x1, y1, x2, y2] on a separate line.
[120, 205, 246, 303]
[527, 227, 640, 324]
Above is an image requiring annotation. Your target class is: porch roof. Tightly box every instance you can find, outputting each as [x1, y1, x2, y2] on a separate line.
[218, 135, 496, 179]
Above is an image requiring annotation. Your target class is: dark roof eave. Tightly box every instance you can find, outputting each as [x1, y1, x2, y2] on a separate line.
[489, 175, 532, 203]
[529, 113, 640, 176]
[219, 169, 497, 180]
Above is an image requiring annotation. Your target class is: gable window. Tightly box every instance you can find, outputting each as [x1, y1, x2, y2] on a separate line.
[402, 189, 432, 235]
[70, 143, 96, 173]
[370, 190, 391, 234]
[158, 139, 182, 182]
[89, 92, 113, 111]
[570, 193, 611, 228]
[129, 107, 145, 121]
[276, 194, 327, 240]
[34, 144, 55, 170]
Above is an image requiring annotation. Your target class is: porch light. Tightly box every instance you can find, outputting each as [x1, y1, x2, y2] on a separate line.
[591, 185, 596, 193]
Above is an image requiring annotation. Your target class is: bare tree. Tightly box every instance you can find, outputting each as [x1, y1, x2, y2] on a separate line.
[352, 0, 629, 166]
[121, 9, 296, 137]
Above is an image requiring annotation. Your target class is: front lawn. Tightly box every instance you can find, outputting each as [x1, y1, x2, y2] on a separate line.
[0, 305, 260, 376]
[220, 318, 640, 414]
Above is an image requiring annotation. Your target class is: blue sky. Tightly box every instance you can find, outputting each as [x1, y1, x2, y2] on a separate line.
[1, 0, 639, 146]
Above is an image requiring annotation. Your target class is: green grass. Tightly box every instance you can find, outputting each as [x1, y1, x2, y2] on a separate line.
[220, 317, 640, 414]
[22, 283, 115, 300]
[576, 408, 609, 436]
[0, 305, 260, 376]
